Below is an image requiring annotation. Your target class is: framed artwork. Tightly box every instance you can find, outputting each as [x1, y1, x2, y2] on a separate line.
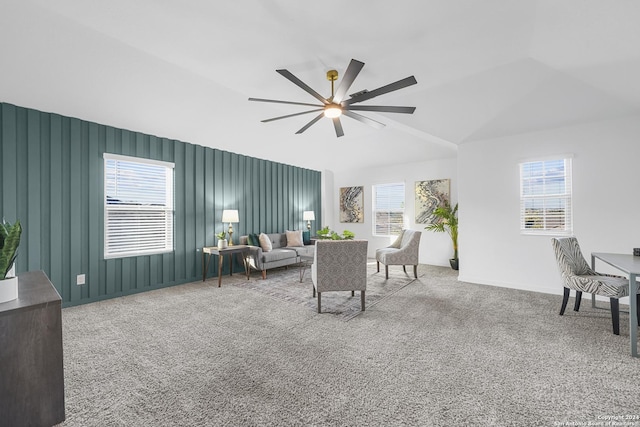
[339, 186, 364, 223]
[415, 179, 450, 224]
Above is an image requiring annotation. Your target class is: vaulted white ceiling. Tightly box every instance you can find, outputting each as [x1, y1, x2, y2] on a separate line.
[2, 0, 639, 172]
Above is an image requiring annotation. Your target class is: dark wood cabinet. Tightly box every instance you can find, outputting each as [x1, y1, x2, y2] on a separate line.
[0, 271, 65, 426]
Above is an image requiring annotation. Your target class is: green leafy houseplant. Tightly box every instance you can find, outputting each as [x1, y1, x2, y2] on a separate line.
[316, 226, 355, 240]
[216, 231, 227, 240]
[0, 219, 22, 280]
[425, 203, 458, 267]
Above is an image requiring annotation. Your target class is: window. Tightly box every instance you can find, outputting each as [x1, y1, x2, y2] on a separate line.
[104, 154, 174, 258]
[520, 158, 572, 235]
[373, 183, 405, 236]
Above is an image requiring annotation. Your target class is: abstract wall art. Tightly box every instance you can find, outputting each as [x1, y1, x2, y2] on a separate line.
[415, 179, 450, 224]
[339, 186, 364, 223]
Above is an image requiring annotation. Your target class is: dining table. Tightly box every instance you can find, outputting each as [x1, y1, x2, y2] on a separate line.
[591, 252, 639, 357]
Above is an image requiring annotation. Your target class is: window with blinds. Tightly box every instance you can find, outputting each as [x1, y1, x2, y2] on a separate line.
[104, 154, 174, 258]
[520, 158, 572, 235]
[373, 183, 405, 236]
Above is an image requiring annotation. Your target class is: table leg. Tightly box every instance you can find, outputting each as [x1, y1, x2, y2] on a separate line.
[218, 254, 223, 288]
[203, 253, 210, 282]
[591, 255, 597, 308]
[630, 273, 638, 357]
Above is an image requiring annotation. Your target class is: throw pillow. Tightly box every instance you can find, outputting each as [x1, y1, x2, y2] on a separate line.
[247, 234, 257, 246]
[251, 233, 260, 247]
[390, 230, 405, 248]
[286, 230, 303, 247]
[259, 233, 272, 252]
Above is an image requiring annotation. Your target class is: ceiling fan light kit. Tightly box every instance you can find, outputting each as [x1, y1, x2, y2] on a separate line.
[249, 59, 417, 138]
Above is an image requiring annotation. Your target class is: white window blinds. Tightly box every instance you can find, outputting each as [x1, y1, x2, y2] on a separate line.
[373, 183, 405, 236]
[520, 158, 572, 235]
[104, 154, 174, 258]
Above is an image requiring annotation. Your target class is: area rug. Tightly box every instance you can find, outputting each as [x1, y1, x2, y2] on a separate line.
[225, 260, 421, 320]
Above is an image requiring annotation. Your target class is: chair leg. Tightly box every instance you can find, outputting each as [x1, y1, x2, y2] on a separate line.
[377, 261, 380, 273]
[610, 298, 620, 335]
[560, 287, 570, 315]
[413, 265, 418, 279]
[385, 265, 389, 280]
[317, 292, 321, 313]
[403, 265, 407, 273]
[361, 290, 365, 311]
[574, 291, 583, 312]
[312, 285, 316, 298]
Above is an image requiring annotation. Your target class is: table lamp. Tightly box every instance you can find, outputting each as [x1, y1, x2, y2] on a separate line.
[221, 209, 239, 246]
[303, 211, 315, 231]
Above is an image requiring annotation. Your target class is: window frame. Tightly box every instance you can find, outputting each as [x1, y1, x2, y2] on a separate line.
[519, 157, 573, 236]
[103, 153, 175, 259]
[372, 182, 406, 237]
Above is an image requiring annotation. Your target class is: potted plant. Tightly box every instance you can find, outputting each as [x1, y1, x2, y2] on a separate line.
[216, 231, 228, 249]
[0, 219, 22, 303]
[425, 202, 459, 270]
[316, 226, 355, 240]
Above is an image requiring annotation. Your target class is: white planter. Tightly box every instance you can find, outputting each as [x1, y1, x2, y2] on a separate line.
[0, 276, 18, 303]
[218, 239, 228, 249]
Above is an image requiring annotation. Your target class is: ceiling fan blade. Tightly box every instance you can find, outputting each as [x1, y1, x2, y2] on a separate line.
[332, 117, 345, 138]
[346, 105, 416, 114]
[262, 109, 324, 123]
[342, 76, 418, 106]
[249, 97, 324, 108]
[295, 112, 325, 134]
[343, 110, 386, 129]
[277, 69, 330, 105]
[332, 59, 365, 104]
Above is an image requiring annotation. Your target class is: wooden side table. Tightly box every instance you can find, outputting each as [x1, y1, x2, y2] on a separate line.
[202, 245, 251, 287]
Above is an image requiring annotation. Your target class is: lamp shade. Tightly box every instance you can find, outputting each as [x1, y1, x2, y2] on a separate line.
[303, 211, 315, 221]
[221, 209, 239, 223]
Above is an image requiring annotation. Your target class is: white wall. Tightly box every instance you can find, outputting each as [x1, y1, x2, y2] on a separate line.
[327, 157, 458, 265]
[458, 115, 640, 296]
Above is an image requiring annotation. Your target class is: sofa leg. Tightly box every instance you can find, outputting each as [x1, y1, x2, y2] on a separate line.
[317, 292, 322, 313]
[560, 287, 570, 315]
[361, 290, 365, 311]
[403, 265, 406, 273]
[261, 270, 266, 280]
[611, 298, 620, 335]
[413, 265, 418, 279]
[385, 265, 389, 280]
[377, 261, 380, 273]
[312, 285, 316, 298]
[574, 291, 582, 312]
[351, 290, 355, 297]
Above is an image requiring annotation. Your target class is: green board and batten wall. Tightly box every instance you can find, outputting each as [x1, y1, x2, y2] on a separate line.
[0, 102, 322, 307]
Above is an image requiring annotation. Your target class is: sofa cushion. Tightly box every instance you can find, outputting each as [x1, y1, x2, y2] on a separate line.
[286, 230, 303, 247]
[261, 248, 298, 263]
[259, 233, 272, 252]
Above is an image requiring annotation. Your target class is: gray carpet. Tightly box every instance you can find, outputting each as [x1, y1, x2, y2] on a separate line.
[58, 263, 640, 427]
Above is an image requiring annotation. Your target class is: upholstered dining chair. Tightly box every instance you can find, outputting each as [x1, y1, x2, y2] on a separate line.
[551, 237, 640, 335]
[311, 240, 368, 314]
[376, 230, 422, 279]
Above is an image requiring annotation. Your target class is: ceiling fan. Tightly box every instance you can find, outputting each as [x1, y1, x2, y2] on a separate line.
[248, 59, 417, 138]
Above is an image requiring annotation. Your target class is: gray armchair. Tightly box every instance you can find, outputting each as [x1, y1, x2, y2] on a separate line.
[376, 230, 422, 279]
[311, 240, 368, 313]
[551, 237, 640, 335]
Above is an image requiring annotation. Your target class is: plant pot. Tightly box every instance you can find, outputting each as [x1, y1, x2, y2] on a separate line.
[0, 276, 18, 303]
[217, 239, 228, 249]
[449, 258, 459, 270]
